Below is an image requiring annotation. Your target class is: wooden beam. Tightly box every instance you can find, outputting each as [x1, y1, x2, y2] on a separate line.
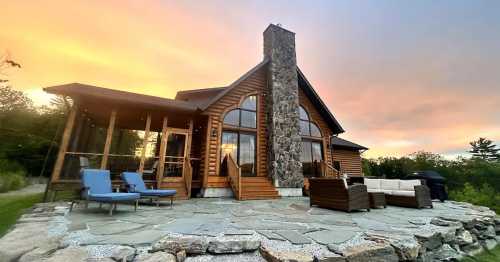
[138, 113, 151, 174]
[100, 109, 117, 169]
[50, 103, 78, 182]
[202, 116, 212, 188]
[156, 116, 168, 188]
[186, 119, 194, 159]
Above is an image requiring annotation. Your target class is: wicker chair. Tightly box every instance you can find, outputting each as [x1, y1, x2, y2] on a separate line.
[309, 178, 370, 212]
[364, 178, 433, 209]
[385, 184, 433, 208]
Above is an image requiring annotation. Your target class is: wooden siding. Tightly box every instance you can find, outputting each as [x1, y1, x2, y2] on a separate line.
[203, 66, 269, 187]
[332, 149, 363, 176]
[298, 88, 334, 167]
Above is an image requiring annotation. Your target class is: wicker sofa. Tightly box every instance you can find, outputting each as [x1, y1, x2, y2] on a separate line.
[364, 178, 433, 208]
[309, 178, 370, 212]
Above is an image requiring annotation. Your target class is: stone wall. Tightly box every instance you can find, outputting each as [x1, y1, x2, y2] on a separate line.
[263, 24, 303, 188]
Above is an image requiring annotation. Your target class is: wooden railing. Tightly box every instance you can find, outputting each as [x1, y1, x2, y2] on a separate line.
[320, 160, 341, 178]
[184, 157, 193, 198]
[226, 154, 241, 200]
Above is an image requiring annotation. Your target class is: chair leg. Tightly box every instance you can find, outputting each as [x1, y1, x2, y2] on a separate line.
[109, 203, 114, 216]
[170, 196, 173, 209]
[135, 200, 138, 212]
[69, 201, 75, 212]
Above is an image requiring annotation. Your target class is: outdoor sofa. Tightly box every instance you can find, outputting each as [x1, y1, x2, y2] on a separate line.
[309, 177, 370, 212]
[121, 172, 176, 208]
[364, 178, 433, 208]
[70, 169, 140, 215]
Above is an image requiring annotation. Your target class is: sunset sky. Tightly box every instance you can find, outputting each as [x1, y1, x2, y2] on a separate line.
[1, 0, 499, 158]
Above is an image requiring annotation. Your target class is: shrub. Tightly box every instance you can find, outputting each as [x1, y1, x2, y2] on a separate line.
[449, 183, 500, 213]
[0, 159, 28, 193]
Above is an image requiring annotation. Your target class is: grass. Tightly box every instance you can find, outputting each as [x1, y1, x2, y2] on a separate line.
[0, 193, 43, 237]
[462, 246, 500, 262]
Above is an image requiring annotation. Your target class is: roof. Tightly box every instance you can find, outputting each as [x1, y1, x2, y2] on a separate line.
[297, 68, 344, 134]
[196, 58, 270, 110]
[44, 83, 199, 113]
[331, 136, 368, 151]
[175, 86, 227, 109]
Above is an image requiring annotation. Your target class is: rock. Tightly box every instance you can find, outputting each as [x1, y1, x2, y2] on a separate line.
[342, 242, 398, 262]
[461, 242, 484, 256]
[496, 225, 500, 234]
[0, 222, 61, 261]
[151, 236, 208, 254]
[314, 253, 346, 262]
[365, 234, 420, 261]
[274, 230, 311, 245]
[422, 244, 462, 261]
[430, 218, 462, 227]
[176, 250, 187, 262]
[257, 230, 286, 241]
[18, 240, 60, 262]
[414, 230, 442, 250]
[408, 218, 427, 225]
[456, 230, 474, 246]
[259, 246, 314, 262]
[111, 246, 136, 262]
[43, 246, 90, 262]
[207, 240, 261, 254]
[482, 239, 498, 250]
[482, 225, 497, 239]
[133, 251, 176, 262]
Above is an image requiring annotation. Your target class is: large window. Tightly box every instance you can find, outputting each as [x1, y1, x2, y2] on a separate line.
[223, 96, 257, 128]
[221, 95, 257, 176]
[299, 105, 323, 177]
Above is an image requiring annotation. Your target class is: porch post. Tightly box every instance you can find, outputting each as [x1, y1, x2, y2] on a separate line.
[202, 116, 212, 188]
[100, 109, 117, 169]
[50, 103, 78, 182]
[186, 119, 193, 159]
[138, 113, 152, 174]
[156, 116, 168, 189]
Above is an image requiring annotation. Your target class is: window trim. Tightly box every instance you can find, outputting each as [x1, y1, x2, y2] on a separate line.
[299, 105, 322, 138]
[223, 95, 258, 129]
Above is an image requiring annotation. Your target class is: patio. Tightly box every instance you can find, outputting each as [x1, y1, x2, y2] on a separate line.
[0, 198, 498, 261]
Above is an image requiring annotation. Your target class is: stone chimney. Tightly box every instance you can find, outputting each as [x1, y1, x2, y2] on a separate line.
[264, 24, 303, 193]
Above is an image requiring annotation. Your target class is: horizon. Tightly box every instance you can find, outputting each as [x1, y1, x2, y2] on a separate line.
[1, 0, 499, 159]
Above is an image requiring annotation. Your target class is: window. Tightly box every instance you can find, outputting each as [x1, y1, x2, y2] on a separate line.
[299, 106, 321, 137]
[221, 131, 256, 177]
[223, 96, 257, 129]
[221, 95, 258, 177]
[301, 141, 323, 178]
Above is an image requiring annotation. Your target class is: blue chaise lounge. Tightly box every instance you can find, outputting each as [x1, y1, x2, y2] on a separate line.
[121, 172, 177, 208]
[70, 169, 141, 215]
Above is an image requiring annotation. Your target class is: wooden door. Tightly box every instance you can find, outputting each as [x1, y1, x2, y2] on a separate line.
[160, 128, 189, 183]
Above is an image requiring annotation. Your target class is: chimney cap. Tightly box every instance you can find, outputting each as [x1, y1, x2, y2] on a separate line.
[264, 23, 295, 35]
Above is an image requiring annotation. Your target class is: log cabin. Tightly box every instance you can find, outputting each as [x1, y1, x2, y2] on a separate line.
[44, 24, 367, 200]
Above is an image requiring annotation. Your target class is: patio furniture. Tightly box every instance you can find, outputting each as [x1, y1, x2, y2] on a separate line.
[121, 172, 176, 208]
[70, 169, 140, 215]
[406, 171, 448, 202]
[364, 178, 433, 209]
[368, 192, 386, 208]
[309, 177, 370, 212]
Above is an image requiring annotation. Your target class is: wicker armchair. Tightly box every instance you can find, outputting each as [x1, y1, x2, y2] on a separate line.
[385, 184, 433, 208]
[309, 178, 370, 212]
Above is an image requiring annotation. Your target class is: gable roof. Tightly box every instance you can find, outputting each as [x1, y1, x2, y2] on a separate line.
[175, 86, 227, 109]
[297, 67, 344, 134]
[331, 136, 368, 151]
[44, 83, 199, 113]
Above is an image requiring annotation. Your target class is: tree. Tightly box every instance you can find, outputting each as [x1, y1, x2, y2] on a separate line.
[469, 137, 500, 161]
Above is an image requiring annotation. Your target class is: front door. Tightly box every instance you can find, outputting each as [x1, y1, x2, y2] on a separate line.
[161, 129, 189, 182]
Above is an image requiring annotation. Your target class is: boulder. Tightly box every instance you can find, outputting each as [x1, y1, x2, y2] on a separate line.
[430, 218, 461, 227]
[207, 240, 261, 254]
[133, 252, 176, 262]
[18, 240, 60, 262]
[461, 242, 484, 256]
[421, 244, 462, 261]
[111, 246, 136, 262]
[414, 230, 442, 251]
[481, 225, 497, 239]
[259, 246, 314, 262]
[314, 253, 346, 262]
[43, 246, 90, 262]
[456, 230, 474, 246]
[482, 239, 498, 250]
[364, 233, 420, 261]
[151, 236, 208, 254]
[341, 242, 398, 262]
[176, 250, 186, 262]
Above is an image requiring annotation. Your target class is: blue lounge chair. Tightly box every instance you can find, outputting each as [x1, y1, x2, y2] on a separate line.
[121, 172, 176, 208]
[70, 169, 140, 215]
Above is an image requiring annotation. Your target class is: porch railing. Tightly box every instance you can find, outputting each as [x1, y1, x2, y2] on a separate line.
[320, 160, 340, 178]
[184, 157, 193, 198]
[226, 154, 241, 200]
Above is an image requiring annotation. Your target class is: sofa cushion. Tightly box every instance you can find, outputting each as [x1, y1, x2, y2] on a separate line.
[380, 179, 400, 191]
[380, 189, 393, 195]
[399, 180, 421, 191]
[367, 188, 381, 193]
[391, 190, 415, 197]
[364, 179, 381, 190]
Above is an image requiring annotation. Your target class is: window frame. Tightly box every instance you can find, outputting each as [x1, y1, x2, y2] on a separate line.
[221, 130, 257, 177]
[299, 105, 322, 138]
[223, 95, 258, 129]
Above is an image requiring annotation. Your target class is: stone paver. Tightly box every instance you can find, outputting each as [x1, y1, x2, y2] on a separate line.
[274, 230, 312, 245]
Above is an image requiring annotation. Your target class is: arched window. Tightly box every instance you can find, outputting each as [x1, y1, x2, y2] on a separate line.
[299, 105, 323, 178]
[299, 105, 321, 137]
[223, 96, 257, 129]
[221, 95, 257, 177]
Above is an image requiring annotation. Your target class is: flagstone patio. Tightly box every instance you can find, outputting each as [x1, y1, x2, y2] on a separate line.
[0, 197, 499, 261]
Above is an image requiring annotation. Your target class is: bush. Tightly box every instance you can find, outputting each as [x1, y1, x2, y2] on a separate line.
[0, 171, 27, 193]
[449, 183, 500, 213]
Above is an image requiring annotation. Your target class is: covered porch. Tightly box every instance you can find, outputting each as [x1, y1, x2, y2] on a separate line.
[44, 83, 208, 199]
